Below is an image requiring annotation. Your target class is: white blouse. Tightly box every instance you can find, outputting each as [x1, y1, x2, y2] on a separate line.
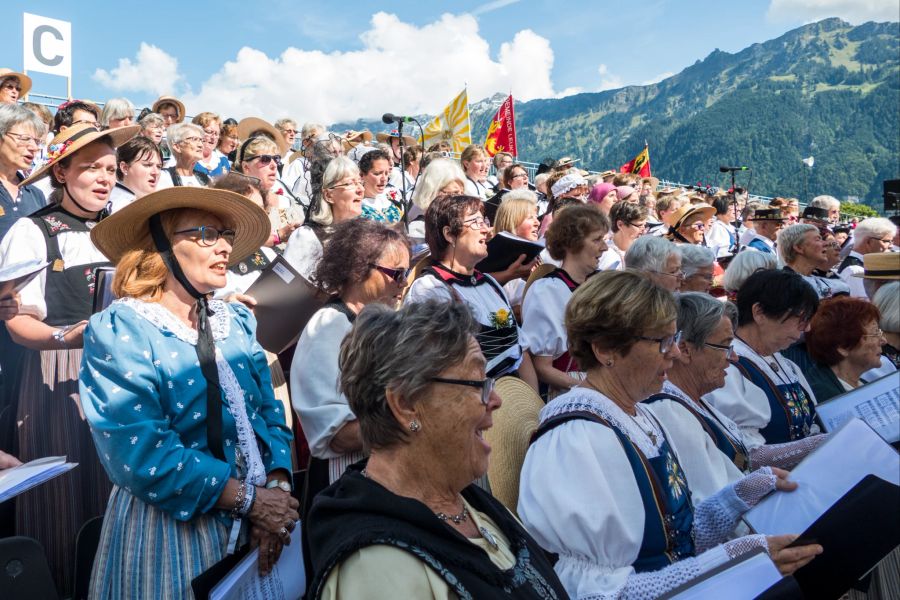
[521, 276, 569, 358]
[282, 225, 323, 282]
[703, 364, 773, 450]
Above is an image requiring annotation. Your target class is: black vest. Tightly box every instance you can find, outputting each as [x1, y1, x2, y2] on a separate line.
[837, 253, 863, 275]
[305, 463, 567, 599]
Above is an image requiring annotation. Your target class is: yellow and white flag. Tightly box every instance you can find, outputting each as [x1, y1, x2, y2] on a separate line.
[421, 88, 471, 153]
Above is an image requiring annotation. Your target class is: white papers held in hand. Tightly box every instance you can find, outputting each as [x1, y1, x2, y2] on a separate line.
[743, 418, 900, 535]
[659, 548, 783, 600]
[815, 373, 899, 444]
[209, 521, 305, 600]
[0, 456, 78, 503]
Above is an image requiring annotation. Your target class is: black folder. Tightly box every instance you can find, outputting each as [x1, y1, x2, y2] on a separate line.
[790, 473, 900, 599]
[190, 543, 252, 600]
[475, 232, 544, 274]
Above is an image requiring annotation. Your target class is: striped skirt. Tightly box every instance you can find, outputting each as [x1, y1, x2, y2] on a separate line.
[15, 347, 113, 597]
[89, 486, 230, 600]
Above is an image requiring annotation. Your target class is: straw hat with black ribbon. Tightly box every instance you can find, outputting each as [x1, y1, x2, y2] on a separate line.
[852, 252, 900, 280]
[664, 202, 716, 243]
[151, 95, 186, 123]
[0, 68, 32, 97]
[91, 186, 271, 462]
[237, 117, 289, 156]
[21, 123, 141, 187]
[375, 129, 416, 147]
[341, 130, 373, 152]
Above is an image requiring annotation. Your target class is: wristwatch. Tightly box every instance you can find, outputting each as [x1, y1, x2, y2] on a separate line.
[265, 479, 291, 493]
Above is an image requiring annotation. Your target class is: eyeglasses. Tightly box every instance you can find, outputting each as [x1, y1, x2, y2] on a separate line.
[4, 132, 42, 147]
[173, 226, 236, 246]
[181, 136, 204, 145]
[688, 222, 706, 230]
[625, 221, 647, 231]
[463, 216, 491, 230]
[430, 376, 495, 405]
[247, 154, 282, 167]
[704, 341, 737, 360]
[1, 82, 21, 91]
[370, 263, 408, 285]
[280, 129, 297, 136]
[862, 328, 885, 339]
[637, 330, 683, 354]
[329, 178, 364, 189]
[511, 173, 529, 180]
[649, 269, 685, 280]
[72, 119, 101, 129]
[203, 130, 220, 138]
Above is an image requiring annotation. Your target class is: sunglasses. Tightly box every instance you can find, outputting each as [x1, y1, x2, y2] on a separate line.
[370, 263, 408, 285]
[174, 226, 236, 246]
[430, 376, 495, 405]
[247, 154, 282, 167]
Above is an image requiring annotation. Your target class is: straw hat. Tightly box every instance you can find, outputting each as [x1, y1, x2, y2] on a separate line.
[643, 176, 660, 191]
[375, 129, 416, 147]
[555, 156, 580, 169]
[151, 95, 186, 123]
[340, 130, 373, 152]
[665, 202, 716, 229]
[483, 376, 545, 515]
[0, 69, 32, 96]
[21, 123, 141, 187]
[237, 117, 289, 156]
[853, 252, 900, 280]
[90, 187, 271, 267]
[801, 206, 829, 224]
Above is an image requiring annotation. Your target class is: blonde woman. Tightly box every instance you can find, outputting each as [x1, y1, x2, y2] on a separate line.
[493, 190, 542, 314]
[460, 144, 491, 200]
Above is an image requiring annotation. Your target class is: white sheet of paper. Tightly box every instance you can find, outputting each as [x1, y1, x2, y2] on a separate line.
[210, 521, 305, 600]
[744, 418, 900, 535]
[815, 374, 900, 443]
[0, 455, 78, 502]
[663, 548, 783, 600]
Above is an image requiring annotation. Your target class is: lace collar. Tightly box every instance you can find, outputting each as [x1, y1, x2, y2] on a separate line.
[541, 386, 663, 457]
[116, 297, 231, 344]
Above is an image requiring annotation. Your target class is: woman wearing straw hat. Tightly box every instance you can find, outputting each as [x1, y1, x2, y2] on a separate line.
[523, 204, 609, 397]
[82, 186, 298, 598]
[376, 128, 416, 168]
[665, 202, 717, 245]
[0, 68, 32, 104]
[0, 121, 139, 595]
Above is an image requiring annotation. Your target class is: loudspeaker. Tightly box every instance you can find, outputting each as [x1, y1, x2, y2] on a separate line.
[884, 179, 899, 212]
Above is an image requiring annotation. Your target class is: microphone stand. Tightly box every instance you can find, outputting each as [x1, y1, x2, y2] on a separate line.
[397, 120, 409, 230]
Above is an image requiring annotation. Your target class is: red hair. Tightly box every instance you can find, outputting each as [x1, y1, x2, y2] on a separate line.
[806, 297, 880, 366]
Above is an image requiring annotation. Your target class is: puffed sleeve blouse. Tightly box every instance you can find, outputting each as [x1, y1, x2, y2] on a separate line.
[79, 298, 293, 522]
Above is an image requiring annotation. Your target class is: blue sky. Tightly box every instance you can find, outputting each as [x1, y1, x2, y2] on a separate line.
[3, 0, 896, 123]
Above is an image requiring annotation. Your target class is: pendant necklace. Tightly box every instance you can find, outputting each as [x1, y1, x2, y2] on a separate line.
[583, 376, 658, 445]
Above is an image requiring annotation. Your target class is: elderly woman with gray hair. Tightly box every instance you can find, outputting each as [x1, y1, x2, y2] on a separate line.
[305, 299, 567, 599]
[99, 97, 135, 130]
[722, 250, 777, 301]
[624, 235, 684, 292]
[0, 104, 48, 240]
[645, 293, 827, 502]
[678, 245, 716, 293]
[157, 122, 209, 188]
[283, 156, 363, 280]
[778, 223, 850, 299]
[518, 270, 821, 600]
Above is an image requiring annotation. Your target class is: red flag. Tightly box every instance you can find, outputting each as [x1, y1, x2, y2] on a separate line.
[619, 145, 651, 177]
[483, 94, 517, 157]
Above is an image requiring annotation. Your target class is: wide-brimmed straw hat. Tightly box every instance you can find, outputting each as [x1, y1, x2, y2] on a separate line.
[665, 202, 716, 229]
[375, 129, 416, 147]
[151, 95, 186, 122]
[341, 130, 373, 152]
[853, 252, 900, 280]
[0, 68, 32, 96]
[21, 123, 141, 187]
[237, 117, 289, 156]
[91, 187, 271, 267]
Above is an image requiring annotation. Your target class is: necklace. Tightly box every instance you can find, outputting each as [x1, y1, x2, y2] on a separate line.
[361, 468, 471, 524]
[582, 376, 658, 445]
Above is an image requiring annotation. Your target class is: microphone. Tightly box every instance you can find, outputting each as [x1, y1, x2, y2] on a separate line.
[719, 166, 750, 172]
[382, 113, 415, 124]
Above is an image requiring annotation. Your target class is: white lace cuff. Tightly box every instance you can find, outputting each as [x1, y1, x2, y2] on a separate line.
[750, 434, 828, 470]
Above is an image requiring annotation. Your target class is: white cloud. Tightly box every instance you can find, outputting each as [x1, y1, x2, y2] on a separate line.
[167, 12, 560, 124]
[93, 43, 183, 97]
[596, 64, 625, 91]
[472, 0, 522, 16]
[643, 71, 675, 85]
[767, 0, 898, 23]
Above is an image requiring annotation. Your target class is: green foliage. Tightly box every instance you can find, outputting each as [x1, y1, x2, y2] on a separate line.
[840, 202, 879, 218]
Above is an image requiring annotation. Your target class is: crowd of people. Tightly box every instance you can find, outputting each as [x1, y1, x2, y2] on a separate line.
[0, 73, 898, 600]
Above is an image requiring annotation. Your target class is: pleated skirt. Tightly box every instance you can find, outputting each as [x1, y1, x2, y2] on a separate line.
[15, 347, 113, 597]
[89, 486, 229, 600]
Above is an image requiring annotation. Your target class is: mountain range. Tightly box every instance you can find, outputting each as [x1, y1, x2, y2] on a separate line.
[332, 18, 900, 210]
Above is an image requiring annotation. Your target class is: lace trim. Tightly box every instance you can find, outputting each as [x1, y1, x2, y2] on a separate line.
[116, 297, 231, 344]
[215, 349, 266, 486]
[723, 534, 769, 559]
[750, 434, 828, 470]
[661, 381, 746, 448]
[541, 388, 663, 458]
[733, 467, 776, 508]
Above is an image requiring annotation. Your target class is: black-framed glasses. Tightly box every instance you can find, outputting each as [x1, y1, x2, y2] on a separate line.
[247, 154, 282, 167]
[430, 376, 495, 405]
[704, 341, 737, 360]
[370, 263, 408, 285]
[625, 221, 647, 231]
[174, 226, 236, 246]
[462, 216, 490, 230]
[637, 330, 683, 354]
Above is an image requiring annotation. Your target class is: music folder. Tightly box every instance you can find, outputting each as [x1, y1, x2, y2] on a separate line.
[475, 231, 544, 274]
[244, 255, 324, 354]
[659, 547, 796, 599]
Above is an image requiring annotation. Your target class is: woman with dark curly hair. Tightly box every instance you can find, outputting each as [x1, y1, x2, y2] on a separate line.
[523, 204, 609, 396]
[291, 218, 410, 488]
